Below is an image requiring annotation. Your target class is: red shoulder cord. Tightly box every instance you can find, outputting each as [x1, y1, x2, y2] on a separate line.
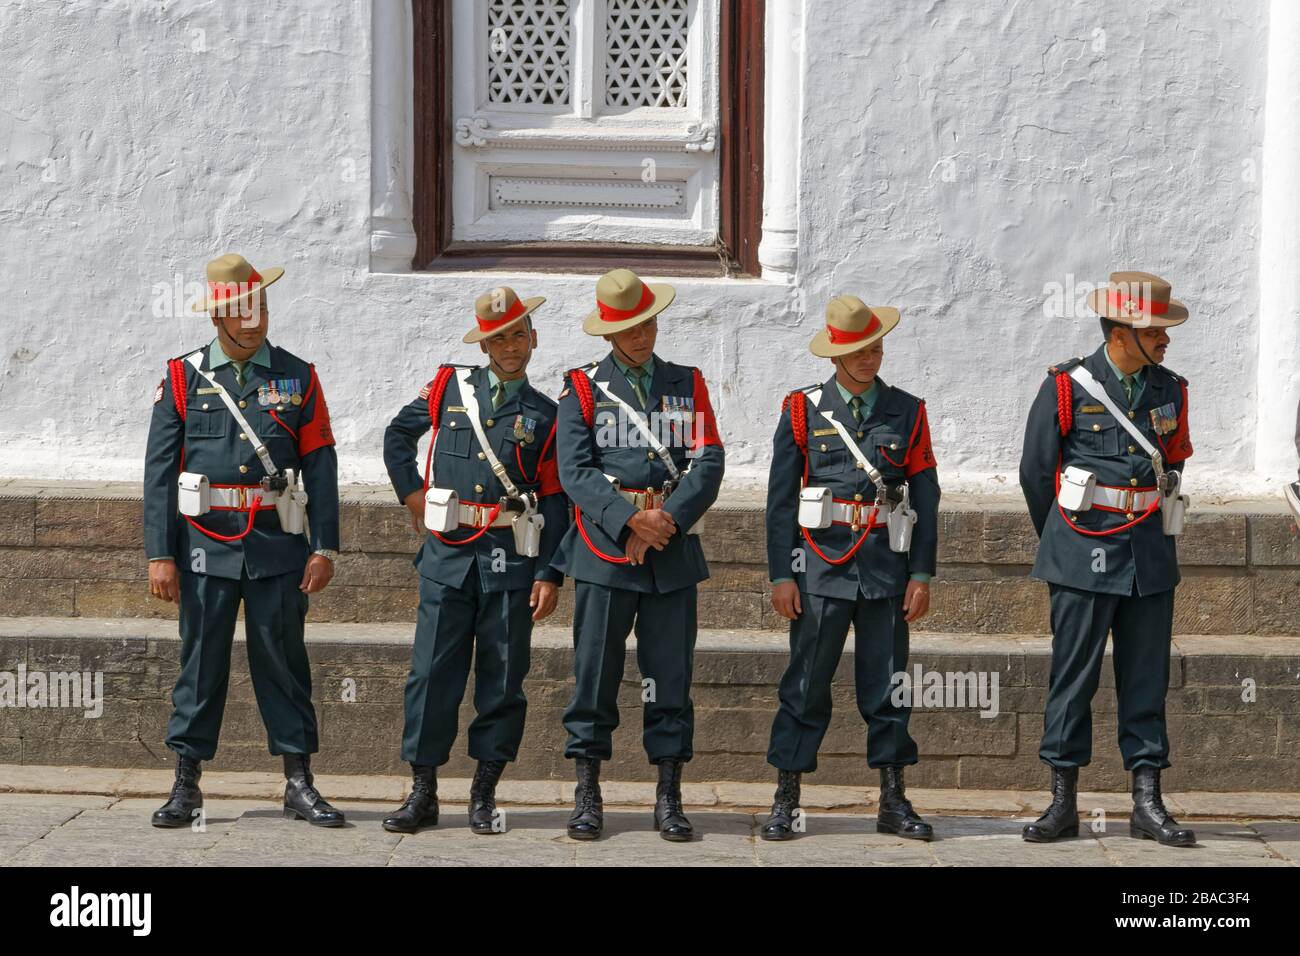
[787, 390, 877, 566]
[1050, 370, 1159, 536]
[569, 367, 633, 564]
[418, 366, 501, 546]
[166, 358, 264, 542]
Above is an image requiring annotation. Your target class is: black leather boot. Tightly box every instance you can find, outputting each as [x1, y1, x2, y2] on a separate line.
[1022, 766, 1080, 842]
[382, 764, 438, 833]
[469, 760, 506, 834]
[760, 770, 802, 841]
[1130, 766, 1196, 847]
[151, 754, 203, 828]
[876, 766, 933, 840]
[282, 754, 345, 827]
[653, 759, 694, 842]
[567, 757, 604, 840]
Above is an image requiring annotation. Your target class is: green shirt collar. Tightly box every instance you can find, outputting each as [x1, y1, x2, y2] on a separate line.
[486, 368, 527, 401]
[1103, 348, 1144, 387]
[612, 353, 655, 381]
[209, 337, 271, 370]
[834, 378, 877, 413]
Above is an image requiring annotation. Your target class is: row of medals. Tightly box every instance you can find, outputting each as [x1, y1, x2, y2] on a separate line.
[258, 382, 302, 407]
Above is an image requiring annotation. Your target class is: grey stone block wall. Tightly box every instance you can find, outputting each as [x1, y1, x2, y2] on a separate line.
[0, 487, 1297, 634]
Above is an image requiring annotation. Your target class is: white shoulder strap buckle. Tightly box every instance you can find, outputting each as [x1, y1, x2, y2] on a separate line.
[186, 351, 280, 478]
[1067, 366, 1165, 477]
[456, 368, 523, 500]
[588, 373, 682, 481]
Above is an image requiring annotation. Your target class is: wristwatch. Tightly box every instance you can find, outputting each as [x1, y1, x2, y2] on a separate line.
[313, 549, 339, 564]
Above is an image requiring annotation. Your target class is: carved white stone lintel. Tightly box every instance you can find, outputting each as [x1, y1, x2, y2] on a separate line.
[455, 115, 716, 153]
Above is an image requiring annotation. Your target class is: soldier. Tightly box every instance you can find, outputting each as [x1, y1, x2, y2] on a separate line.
[1019, 271, 1196, 847]
[381, 287, 566, 834]
[760, 295, 939, 842]
[145, 253, 344, 828]
[552, 268, 725, 842]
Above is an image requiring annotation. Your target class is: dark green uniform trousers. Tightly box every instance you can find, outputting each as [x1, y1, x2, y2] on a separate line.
[166, 569, 318, 761]
[767, 591, 918, 772]
[1040, 583, 1175, 770]
[562, 581, 697, 762]
[401, 574, 534, 767]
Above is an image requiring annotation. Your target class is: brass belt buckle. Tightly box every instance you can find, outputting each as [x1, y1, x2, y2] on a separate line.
[1121, 489, 1135, 512]
[236, 487, 248, 510]
[850, 502, 863, 531]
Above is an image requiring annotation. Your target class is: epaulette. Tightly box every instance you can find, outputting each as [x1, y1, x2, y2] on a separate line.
[888, 384, 923, 407]
[1047, 357, 1084, 376]
[1151, 363, 1187, 385]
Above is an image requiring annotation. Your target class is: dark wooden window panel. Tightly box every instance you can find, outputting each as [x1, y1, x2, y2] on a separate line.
[411, 0, 764, 277]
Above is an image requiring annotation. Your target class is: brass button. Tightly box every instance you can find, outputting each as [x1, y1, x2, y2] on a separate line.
[854, 493, 863, 502]
[474, 483, 484, 493]
[1130, 478, 1139, 486]
[449, 422, 457, 428]
[202, 403, 210, 410]
[890, 442, 899, 450]
[477, 452, 486, 460]
[1126, 512, 1135, 520]
[238, 400, 247, 409]
[486, 418, 495, 427]
[648, 452, 656, 460]
[1092, 424, 1101, 432]
[1128, 445, 1136, 453]
[1128, 410, 1136, 419]
[857, 431, 864, 438]
[277, 406, 284, 411]
[239, 465, 249, 474]
[819, 444, 828, 452]
[239, 433, 247, 441]
[855, 461, 865, 470]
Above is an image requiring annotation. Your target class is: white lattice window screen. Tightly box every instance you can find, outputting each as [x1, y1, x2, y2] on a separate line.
[486, 0, 574, 107]
[605, 0, 690, 108]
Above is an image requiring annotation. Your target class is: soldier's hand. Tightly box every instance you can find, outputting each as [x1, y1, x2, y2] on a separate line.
[404, 490, 426, 532]
[149, 559, 180, 603]
[627, 509, 675, 548]
[771, 581, 801, 620]
[625, 533, 652, 565]
[530, 580, 559, 621]
[903, 579, 930, 623]
[300, 554, 334, 594]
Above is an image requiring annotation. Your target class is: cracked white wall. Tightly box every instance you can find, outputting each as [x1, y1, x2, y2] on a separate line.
[0, 0, 1282, 498]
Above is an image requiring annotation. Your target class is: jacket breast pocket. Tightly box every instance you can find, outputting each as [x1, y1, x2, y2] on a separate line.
[438, 413, 472, 457]
[187, 406, 227, 438]
[870, 431, 906, 474]
[808, 439, 848, 476]
[256, 408, 296, 440]
[1076, 414, 1119, 457]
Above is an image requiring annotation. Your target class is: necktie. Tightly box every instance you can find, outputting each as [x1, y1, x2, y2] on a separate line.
[233, 361, 247, 388]
[850, 395, 863, 422]
[492, 381, 506, 410]
[630, 368, 647, 408]
[1123, 374, 1136, 405]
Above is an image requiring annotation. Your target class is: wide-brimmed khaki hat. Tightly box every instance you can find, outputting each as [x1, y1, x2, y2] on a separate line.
[463, 286, 546, 343]
[1086, 271, 1188, 328]
[191, 253, 284, 314]
[582, 268, 675, 336]
[809, 295, 900, 358]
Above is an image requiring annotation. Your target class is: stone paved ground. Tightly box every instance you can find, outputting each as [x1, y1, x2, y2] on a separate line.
[1, 767, 1298, 866]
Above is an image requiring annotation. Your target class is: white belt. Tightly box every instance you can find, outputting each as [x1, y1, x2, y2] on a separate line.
[1094, 486, 1159, 512]
[210, 486, 283, 510]
[459, 502, 513, 528]
[829, 500, 882, 528]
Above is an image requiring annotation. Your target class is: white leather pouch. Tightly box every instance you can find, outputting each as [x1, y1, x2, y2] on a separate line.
[424, 487, 460, 533]
[512, 512, 544, 557]
[1058, 466, 1097, 512]
[177, 472, 211, 517]
[798, 487, 833, 529]
[273, 468, 308, 535]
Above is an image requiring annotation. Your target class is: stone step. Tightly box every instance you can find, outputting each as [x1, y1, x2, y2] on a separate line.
[0, 481, 1297, 634]
[4, 763, 1300, 820]
[2, 616, 1298, 792]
